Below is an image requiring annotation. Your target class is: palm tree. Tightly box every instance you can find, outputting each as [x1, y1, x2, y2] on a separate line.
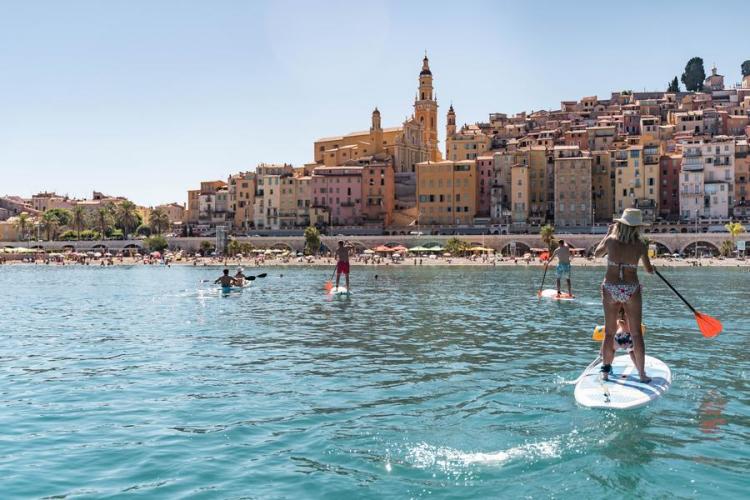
[14, 212, 30, 241]
[41, 211, 60, 241]
[304, 226, 321, 255]
[725, 221, 745, 251]
[94, 207, 112, 240]
[115, 201, 139, 239]
[540, 224, 555, 251]
[72, 205, 86, 240]
[148, 207, 170, 235]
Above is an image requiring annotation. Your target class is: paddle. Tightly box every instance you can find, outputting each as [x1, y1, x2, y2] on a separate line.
[653, 268, 722, 338]
[537, 261, 549, 298]
[324, 267, 336, 291]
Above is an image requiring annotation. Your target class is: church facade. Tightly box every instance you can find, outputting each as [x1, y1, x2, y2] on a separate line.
[313, 55, 441, 172]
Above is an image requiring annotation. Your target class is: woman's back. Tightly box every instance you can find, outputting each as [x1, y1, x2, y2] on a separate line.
[604, 236, 644, 283]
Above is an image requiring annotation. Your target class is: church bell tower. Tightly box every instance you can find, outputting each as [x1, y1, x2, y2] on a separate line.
[414, 53, 440, 161]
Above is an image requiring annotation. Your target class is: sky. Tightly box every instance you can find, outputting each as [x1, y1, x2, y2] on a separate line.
[1, 0, 749, 206]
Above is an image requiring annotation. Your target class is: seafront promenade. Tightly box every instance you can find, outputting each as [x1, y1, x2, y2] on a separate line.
[0, 232, 741, 256]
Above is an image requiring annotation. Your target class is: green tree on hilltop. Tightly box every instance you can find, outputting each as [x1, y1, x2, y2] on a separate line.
[681, 57, 705, 92]
[667, 76, 680, 92]
[742, 60, 750, 77]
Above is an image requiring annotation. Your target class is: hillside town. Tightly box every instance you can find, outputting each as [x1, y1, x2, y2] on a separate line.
[3, 55, 750, 242]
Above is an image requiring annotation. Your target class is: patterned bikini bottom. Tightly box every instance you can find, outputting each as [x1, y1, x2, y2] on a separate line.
[601, 281, 641, 303]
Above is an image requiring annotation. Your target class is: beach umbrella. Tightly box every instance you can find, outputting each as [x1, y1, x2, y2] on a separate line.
[443, 252, 451, 257]
[363, 249, 375, 254]
[408, 245, 430, 252]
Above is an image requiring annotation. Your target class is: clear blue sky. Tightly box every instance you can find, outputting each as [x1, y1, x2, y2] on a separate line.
[1, 0, 748, 206]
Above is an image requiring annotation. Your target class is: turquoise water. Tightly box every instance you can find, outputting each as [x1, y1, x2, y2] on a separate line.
[0, 265, 747, 499]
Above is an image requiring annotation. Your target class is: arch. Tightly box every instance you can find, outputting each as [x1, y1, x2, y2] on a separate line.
[93, 243, 108, 250]
[500, 241, 531, 257]
[270, 242, 294, 252]
[648, 241, 672, 255]
[123, 243, 142, 249]
[423, 241, 442, 249]
[384, 241, 406, 249]
[347, 241, 367, 253]
[30, 244, 44, 250]
[680, 240, 720, 257]
[63, 244, 75, 252]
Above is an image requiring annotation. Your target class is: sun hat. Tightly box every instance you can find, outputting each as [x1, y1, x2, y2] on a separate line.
[614, 208, 650, 226]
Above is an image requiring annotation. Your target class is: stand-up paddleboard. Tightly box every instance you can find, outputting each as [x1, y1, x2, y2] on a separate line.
[575, 354, 671, 409]
[329, 286, 351, 296]
[538, 289, 575, 301]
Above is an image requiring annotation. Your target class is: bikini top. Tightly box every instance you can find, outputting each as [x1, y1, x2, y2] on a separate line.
[607, 259, 638, 280]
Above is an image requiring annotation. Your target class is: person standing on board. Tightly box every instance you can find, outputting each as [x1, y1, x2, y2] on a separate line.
[334, 240, 351, 291]
[549, 239, 572, 297]
[594, 208, 654, 382]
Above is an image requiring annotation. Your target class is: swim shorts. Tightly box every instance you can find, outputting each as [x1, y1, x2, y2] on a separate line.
[336, 261, 350, 274]
[556, 262, 571, 279]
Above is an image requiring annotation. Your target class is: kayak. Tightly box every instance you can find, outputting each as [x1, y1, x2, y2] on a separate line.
[538, 289, 575, 300]
[574, 354, 671, 409]
[221, 282, 250, 293]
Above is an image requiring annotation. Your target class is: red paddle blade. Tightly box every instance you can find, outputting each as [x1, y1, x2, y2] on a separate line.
[324, 281, 333, 291]
[695, 312, 722, 338]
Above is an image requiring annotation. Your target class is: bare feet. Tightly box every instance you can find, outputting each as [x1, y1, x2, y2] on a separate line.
[639, 374, 652, 383]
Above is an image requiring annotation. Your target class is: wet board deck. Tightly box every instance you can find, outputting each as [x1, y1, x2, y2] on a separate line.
[329, 286, 351, 296]
[574, 354, 671, 409]
[538, 289, 575, 300]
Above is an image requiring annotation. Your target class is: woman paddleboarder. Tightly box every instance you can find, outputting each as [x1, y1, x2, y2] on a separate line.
[594, 208, 654, 382]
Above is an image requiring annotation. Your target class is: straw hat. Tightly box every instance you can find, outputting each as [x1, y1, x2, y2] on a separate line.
[614, 208, 650, 226]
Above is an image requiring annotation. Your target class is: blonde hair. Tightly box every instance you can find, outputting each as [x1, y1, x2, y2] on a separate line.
[614, 222, 641, 245]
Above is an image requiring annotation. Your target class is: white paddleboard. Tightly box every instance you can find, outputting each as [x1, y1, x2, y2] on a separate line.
[330, 286, 351, 296]
[575, 354, 671, 409]
[538, 289, 575, 301]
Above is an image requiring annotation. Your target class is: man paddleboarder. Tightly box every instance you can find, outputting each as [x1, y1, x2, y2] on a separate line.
[549, 239, 572, 297]
[334, 240, 351, 291]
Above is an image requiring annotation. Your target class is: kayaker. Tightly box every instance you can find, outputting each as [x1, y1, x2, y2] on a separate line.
[234, 267, 248, 286]
[594, 208, 654, 382]
[549, 239, 572, 297]
[214, 268, 238, 288]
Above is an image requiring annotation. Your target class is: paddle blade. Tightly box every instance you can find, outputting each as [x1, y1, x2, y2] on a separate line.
[695, 312, 722, 338]
[324, 281, 333, 291]
[257, 273, 267, 278]
[247, 276, 256, 281]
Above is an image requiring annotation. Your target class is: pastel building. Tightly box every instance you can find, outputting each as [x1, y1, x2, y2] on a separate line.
[679, 137, 735, 220]
[311, 166, 364, 226]
[228, 171, 256, 231]
[416, 160, 477, 225]
[659, 154, 682, 220]
[553, 146, 592, 229]
[476, 155, 493, 217]
[734, 139, 750, 218]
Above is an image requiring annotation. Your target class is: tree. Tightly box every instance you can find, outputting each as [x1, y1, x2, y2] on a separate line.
[719, 240, 734, 257]
[45, 208, 72, 228]
[114, 201, 140, 239]
[227, 239, 241, 256]
[41, 211, 61, 240]
[14, 212, 31, 241]
[540, 224, 555, 251]
[200, 240, 215, 256]
[71, 205, 86, 240]
[304, 226, 321, 255]
[667, 76, 680, 92]
[681, 57, 705, 92]
[94, 207, 113, 240]
[135, 224, 151, 237]
[145, 234, 168, 253]
[742, 60, 750, 77]
[148, 207, 170, 235]
[725, 221, 745, 250]
[444, 237, 468, 256]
